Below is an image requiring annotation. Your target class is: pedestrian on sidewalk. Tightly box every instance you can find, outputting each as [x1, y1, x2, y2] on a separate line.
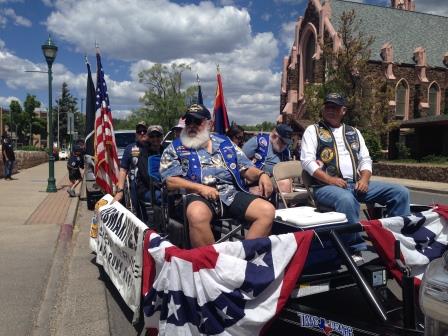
[2, 132, 16, 180]
[66, 145, 84, 197]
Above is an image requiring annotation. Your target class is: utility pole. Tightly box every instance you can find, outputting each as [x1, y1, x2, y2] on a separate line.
[57, 105, 60, 149]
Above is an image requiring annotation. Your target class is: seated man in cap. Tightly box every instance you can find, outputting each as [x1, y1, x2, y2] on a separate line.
[242, 124, 293, 193]
[113, 121, 149, 218]
[160, 104, 275, 247]
[300, 92, 410, 253]
[136, 125, 164, 207]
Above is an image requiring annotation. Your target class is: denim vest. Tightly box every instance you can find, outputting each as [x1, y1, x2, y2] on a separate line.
[253, 133, 289, 170]
[172, 135, 248, 192]
[314, 121, 360, 183]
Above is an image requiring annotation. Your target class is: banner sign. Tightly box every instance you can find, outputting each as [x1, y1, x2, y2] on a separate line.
[90, 194, 147, 321]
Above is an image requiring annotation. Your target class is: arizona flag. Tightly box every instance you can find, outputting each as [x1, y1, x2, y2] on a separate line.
[94, 49, 119, 194]
[213, 69, 230, 134]
[361, 206, 448, 286]
[142, 230, 313, 335]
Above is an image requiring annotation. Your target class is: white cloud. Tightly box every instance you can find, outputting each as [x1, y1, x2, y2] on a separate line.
[280, 21, 296, 50]
[46, 0, 252, 62]
[0, 95, 21, 107]
[0, 8, 32, 27]
[261, 13, 271, 21]
[219, 0, 235, 5]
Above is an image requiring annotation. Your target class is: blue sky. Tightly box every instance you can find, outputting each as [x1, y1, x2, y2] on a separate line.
[0, 0, 447, 125]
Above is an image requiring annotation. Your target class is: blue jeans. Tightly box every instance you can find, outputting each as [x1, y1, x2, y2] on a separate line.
[4, 160, 13, 177]
[314, 181, 411, 251]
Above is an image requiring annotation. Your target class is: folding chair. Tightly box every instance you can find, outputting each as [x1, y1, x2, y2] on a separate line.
[272, 160, 310, 208]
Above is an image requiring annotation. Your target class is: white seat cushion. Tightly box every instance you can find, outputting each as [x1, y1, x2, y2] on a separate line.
[275, 206, 347, 227]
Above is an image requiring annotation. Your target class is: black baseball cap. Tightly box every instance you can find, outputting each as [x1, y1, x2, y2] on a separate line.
[184, 104, 211, 120]
[136, 121, 147, 132]
[324, 93, 346, 106]
[275, 124, 293, 145]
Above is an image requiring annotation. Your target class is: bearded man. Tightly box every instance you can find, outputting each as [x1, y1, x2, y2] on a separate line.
[160, 104, 275, 248]
[242, 124, 293, 193]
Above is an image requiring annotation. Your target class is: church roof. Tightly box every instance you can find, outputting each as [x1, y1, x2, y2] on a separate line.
[329, 0, 448, 68]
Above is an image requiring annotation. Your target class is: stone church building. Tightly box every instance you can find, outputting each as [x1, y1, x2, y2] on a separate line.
[280, 0, 448, 159]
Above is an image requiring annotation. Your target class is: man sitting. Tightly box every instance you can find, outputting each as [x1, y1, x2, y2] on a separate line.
[300, 92, 411, 253]
[160, 104, 275, 248]
[242, 124, 293, 193]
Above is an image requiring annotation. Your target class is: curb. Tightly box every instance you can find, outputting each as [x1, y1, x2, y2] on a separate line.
[405, 185, 448, 195]
[31, 184, 81, 336]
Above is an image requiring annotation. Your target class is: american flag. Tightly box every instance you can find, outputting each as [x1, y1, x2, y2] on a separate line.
[213, 68, 230, 135]
[141, 230, 313, 335]
[94, 50, 119, 194]
[361, 205, 448, 286]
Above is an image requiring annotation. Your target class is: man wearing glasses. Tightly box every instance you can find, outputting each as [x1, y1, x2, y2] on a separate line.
[113, 122, 149, 212]
[160, 104, 275, 248]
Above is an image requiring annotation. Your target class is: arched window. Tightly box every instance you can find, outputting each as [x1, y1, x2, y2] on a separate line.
[428, 82, 440, 116]
[304, 33, 316, 83]
[395, 79, 409, 119]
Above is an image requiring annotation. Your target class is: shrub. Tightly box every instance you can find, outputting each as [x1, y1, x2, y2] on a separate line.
[396, 142, 411, 159]
[420, 155, 448, 164]
[362, 130, 382, 162]
[18, 145, 44, 151]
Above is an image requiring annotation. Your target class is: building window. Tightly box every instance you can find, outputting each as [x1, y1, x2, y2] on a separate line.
[304, 33, 315, 83]
[395, 79, 409, 119]
[428, 82, 440, 116]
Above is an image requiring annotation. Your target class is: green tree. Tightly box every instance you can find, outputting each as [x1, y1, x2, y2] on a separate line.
[55, 82, 79, 147]
[9, 100, 23, 137]
[136, 63, 196, 130]
[242, 121, 277, 132]
[23, 94, 43, 145]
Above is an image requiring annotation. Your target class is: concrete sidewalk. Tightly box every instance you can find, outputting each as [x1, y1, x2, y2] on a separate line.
[0, 161, 81, 336]
[371, 175, 448, 195]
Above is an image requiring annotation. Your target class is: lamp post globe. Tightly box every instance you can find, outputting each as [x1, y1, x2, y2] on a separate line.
[42, 35, 58, 193]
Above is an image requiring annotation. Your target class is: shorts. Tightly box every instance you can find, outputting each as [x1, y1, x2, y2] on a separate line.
[68, 169, 81, 182]
[185, 191, 259, 222]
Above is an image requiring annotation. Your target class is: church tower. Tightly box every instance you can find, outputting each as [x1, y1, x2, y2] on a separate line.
[391, 0, 415, 11]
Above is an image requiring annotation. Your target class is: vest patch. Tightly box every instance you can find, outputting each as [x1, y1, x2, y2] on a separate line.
[320, 147, 335, 163]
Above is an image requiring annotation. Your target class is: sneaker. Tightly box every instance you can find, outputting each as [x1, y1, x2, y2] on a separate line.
[67, 189, 76, 197]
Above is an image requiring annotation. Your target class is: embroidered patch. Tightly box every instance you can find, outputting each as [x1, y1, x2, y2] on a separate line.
[181, 158, 189, 175]
[258, 137, 268, 147]
[320, 147, 335, 163]
[318, 129, 332, 142]
[229, 163, 236, 169]
[350, 142, 359, 151]
[326, 165, 337, 176]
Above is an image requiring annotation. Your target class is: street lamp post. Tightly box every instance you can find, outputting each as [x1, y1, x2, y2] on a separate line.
[42, 36, 58, 193]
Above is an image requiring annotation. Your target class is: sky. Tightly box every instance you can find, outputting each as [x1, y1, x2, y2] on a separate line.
[0, 0, 447, 126]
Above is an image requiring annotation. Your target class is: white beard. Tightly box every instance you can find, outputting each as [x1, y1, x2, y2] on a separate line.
[180, 128, 210, 149]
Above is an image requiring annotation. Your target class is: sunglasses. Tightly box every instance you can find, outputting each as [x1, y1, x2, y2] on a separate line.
[136, 129, 147, 135]
[185, 116, 205, 126]
[235, 135, 244, 141]
[148, 133, 162, 138]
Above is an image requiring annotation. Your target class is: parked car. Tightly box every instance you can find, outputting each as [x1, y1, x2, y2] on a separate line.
[114, 130, 135, 160]
[59, 148, 69, 160]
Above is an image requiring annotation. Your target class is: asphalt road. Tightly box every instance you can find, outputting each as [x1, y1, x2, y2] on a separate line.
[86, 189, 447, 335]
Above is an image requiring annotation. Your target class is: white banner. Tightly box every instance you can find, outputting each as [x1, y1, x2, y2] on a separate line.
[91, 194, 147, 321]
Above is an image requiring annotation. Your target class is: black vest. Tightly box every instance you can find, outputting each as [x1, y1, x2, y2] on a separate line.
[314, 121, 360, 183]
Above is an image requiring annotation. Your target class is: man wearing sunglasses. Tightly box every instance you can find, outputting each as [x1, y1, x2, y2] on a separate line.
[113, 121, 149, 215]
[160, 104, 275, 248]
[242, 124, 293, 194]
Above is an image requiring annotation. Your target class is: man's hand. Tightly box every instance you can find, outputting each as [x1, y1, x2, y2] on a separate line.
[258, 173, 273, 198]
[198, 185, 219, 201]
[355, 178, 369, 193]
[112, 190, 123, 203]
[328, 176, 348, 188]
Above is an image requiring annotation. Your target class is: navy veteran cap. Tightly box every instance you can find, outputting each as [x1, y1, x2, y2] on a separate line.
[275, 124, 293, 145]
[136, 121, 148, 131]
[185, 104, 211, 120]
[324, 93, 346, 106]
